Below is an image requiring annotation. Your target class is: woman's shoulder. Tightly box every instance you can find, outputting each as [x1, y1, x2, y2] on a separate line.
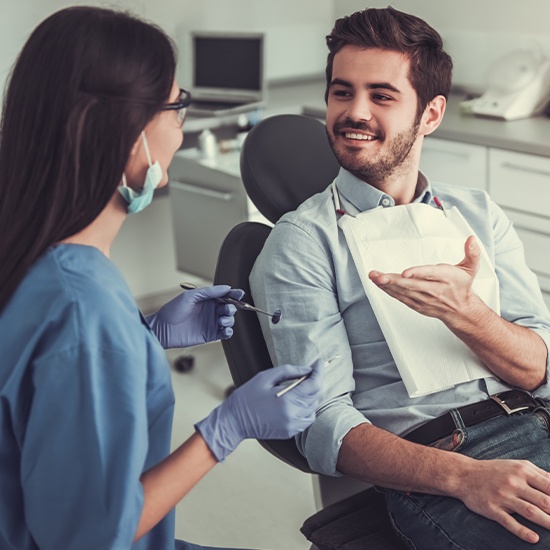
[2, 245, 143, 360]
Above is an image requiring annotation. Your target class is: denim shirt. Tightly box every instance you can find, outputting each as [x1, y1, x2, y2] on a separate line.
[250, 168, 550, 476]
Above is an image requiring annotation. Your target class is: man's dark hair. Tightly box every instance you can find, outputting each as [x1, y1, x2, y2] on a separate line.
[0, 6, 176, 311]
[325, 6, 453, 117]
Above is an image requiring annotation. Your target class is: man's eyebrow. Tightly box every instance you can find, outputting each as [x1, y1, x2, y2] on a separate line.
[329, 78, 352, 88]
[329, 78, 402, 95]
[367, 82, 402, 94]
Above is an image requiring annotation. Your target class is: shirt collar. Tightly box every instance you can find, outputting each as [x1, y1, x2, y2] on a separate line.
[335, 168, 434, 214]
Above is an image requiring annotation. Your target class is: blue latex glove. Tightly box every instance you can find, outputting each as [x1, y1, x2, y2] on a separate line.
[195, 360, 323, 462]
[146, 285, 245, 349]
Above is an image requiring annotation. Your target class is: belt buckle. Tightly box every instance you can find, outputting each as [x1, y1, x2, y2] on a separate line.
[490, 392, 531, 415]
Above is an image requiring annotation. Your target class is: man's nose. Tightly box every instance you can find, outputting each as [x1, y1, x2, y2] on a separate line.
[345, 96, 373, 122]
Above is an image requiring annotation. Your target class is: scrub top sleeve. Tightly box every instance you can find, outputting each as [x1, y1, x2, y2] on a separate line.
[21, 345, 149, 550]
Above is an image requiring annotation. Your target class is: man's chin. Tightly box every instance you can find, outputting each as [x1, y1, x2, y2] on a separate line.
[334, 150, 376, 174]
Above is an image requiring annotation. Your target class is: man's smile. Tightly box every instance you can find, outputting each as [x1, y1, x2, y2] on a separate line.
[343, 132, 378, 141]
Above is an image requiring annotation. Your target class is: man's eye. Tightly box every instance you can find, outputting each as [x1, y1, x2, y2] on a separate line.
[373, 94, 392, 102]
[332, 90, 351, 97]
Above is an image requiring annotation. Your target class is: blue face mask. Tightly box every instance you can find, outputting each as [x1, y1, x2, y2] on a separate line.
[118, 131, 163, 214]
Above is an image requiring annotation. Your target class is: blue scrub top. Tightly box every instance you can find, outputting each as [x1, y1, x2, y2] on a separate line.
[0, 244, 176, 549]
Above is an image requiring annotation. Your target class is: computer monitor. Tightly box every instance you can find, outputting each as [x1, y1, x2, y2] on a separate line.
[187, 31, 265, 115]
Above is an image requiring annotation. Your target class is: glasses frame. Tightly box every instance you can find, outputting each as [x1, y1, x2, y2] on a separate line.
[161, 88, 192, 126]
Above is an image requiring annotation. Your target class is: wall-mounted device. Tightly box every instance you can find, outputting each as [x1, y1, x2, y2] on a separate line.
[187, 31, 265, 117]
[470, 49, 550, 121]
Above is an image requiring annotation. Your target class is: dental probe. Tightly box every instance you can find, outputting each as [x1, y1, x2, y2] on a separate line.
[180, 283, 282, 325]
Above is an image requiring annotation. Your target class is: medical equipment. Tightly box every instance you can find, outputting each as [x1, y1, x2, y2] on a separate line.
[185, 31, 266, 117]
[180, 283, 282, 324]
[468, 49, 550, 120]
[276, 355, 340, 397]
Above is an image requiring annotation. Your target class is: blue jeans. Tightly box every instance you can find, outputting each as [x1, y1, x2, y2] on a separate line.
[385, 408, 550, 550]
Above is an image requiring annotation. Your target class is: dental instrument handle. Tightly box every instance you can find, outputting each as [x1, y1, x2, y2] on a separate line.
[179, 283, 281, 324]
[275, 355, 341, 398]
[275, 374, 309, 398]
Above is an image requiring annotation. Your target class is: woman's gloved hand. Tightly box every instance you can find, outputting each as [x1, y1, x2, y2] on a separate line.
[145, 285, 245, 349]
[195, 361, 324, 462]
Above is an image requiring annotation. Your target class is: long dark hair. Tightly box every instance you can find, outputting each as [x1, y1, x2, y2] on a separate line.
[325, 6, 453, 118]
[0, 6, 176, 312]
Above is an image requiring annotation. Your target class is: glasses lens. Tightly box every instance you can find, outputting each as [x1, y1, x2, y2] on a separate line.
[177, 107, 187, 126]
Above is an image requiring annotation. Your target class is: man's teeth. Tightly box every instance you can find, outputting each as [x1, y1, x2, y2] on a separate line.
[345, 132, 376, 141]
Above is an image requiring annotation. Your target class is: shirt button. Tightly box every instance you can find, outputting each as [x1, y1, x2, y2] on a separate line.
[381, 198, 391, 207]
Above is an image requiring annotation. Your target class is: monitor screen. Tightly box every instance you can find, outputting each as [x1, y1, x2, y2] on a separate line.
[191, 32, 264, 100]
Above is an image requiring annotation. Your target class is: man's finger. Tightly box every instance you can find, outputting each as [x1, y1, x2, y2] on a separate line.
[495, 510, 540, 544]
[456, 236, 480, 276]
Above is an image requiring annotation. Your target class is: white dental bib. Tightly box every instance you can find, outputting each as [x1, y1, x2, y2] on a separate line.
[333, 182, 499, 398]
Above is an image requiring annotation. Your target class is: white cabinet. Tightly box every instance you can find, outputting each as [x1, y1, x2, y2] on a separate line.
[420, 137, 487, 190]
[169, 149, 271, 280]
[488, 149, 550, 308]
[489, 149, 550, 218]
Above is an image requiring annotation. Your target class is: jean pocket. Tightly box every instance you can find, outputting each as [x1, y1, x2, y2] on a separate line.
[430, 429, 466, 452]
[534, 408, 550, 434]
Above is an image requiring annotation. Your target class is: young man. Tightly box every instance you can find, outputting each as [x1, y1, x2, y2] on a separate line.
[250, 7, 550, 549]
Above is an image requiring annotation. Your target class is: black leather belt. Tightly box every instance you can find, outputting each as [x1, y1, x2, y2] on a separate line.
[404, 390, 540, 446]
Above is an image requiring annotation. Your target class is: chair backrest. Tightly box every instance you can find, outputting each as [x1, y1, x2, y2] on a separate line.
[214, 114, 340, 473]
[239, 114, 340, 223]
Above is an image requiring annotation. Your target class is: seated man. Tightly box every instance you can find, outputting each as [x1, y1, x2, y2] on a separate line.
[250, 6, 550, 549]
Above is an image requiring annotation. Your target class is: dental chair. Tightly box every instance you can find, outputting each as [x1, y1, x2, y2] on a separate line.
[214, 114, 405, 550]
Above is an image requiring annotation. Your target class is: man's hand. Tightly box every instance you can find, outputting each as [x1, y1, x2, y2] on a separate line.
[368, 235, 482, 324]
[456, 458, 550, 544]
[340, 424, 550, 546]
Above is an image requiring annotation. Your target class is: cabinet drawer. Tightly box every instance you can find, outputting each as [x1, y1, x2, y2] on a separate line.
[420, 138, 487, 190]
[489, 149, 550, 218]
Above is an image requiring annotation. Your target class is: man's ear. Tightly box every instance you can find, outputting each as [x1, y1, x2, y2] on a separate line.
[419, 95, 446, 137]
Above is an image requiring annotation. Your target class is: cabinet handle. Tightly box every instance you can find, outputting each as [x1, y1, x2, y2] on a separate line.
[170, 180, 234, 201]
[501, 162, 550, 178]
[424, 149, 470, 160]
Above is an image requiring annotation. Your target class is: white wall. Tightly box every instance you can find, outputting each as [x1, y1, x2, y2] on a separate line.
[0, 0, 333, 95]
[333, 0, 550, 93]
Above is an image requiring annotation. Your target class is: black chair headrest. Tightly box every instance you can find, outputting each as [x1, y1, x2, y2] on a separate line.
[240, 114, 340, 224]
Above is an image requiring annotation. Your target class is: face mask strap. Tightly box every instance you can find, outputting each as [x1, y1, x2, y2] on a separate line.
[141, 131, 153, 167]
[121, 173, 128, 188]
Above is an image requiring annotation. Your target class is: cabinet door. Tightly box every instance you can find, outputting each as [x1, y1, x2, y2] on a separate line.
[420, 137, 488, 190]
[489, 149, 550, 218]
[169, 152, 249, 280]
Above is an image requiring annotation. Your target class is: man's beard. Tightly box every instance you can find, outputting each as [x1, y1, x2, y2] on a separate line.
[328, 118, 420, 186]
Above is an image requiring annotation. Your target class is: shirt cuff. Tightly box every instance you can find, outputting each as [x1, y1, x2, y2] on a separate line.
[530, 327, 550, 398]
[298, 406, 370, 476]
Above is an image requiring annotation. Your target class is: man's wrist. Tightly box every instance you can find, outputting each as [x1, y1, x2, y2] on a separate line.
[444, 293, 488, 334]
[433, 451, 476, 498]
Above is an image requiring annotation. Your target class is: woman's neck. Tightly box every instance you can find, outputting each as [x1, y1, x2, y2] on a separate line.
[59, 192, 127, 257]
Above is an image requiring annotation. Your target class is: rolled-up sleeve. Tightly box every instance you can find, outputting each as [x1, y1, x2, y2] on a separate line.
[250, 217, 368, 475]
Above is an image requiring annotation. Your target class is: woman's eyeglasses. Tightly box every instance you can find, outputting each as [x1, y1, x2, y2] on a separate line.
[161, 88, 191, 126]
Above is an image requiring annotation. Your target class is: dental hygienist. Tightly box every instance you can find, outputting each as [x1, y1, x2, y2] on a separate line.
[0, 7, 322, 550]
